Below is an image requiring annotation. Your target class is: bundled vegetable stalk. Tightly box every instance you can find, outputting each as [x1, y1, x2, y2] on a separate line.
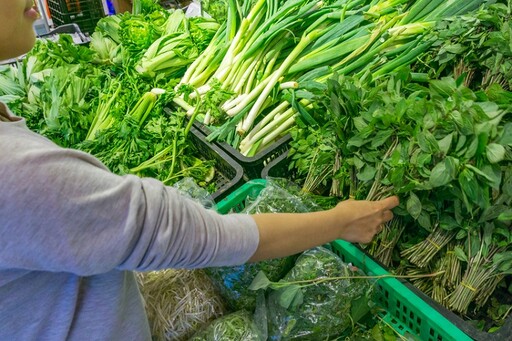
[367, 218, 404, 267]
[285, 69, 512, 323]
[400, 227, 455, 268]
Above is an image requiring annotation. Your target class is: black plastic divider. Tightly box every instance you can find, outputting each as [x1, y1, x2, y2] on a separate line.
[188, 125, 244, 203]
[193, 120, 291, 180]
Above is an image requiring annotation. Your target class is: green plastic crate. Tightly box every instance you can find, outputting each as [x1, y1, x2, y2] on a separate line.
[214, 180, 473, 341]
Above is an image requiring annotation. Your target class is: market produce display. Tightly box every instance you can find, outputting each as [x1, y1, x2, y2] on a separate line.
[2, 0, 511, 338]
[0, 3, 223, 192]
[278, 2, 512, 334]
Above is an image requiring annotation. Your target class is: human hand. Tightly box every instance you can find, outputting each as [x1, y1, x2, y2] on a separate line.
[331, 196, 399, 244]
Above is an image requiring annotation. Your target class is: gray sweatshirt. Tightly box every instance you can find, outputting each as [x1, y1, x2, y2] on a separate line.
[0, 103, 259, 340]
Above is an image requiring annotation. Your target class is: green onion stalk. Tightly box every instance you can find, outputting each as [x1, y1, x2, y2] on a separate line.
[175, 0, 356, 135]
[236, 0, 488, 154]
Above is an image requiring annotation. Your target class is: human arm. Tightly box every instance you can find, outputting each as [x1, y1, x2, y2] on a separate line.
[0, 120, 259, 274]
[249, 197, 398, 262]
[1, 112, 397, 274]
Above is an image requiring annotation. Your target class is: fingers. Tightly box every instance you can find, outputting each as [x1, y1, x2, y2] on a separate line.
[382, 209, 394, 222]
[379, 195, 399, 210]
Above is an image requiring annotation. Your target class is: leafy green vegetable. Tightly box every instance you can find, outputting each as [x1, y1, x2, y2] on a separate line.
[414, 3, 512, 91]
[285, 67, 512, 325]
[136, 14, 220, 79]
[0, 36, 105, 148]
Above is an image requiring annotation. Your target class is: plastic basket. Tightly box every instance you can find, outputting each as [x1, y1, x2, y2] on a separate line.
[189, 126, 244, 202]
[214, 180, 474, 341]
[261, 151, 290, 179]
[48, 0, 105, 34]
[194, 121, 291, 180]
[261, 156, 512, 340]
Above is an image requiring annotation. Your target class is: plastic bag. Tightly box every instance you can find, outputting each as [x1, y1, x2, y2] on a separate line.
[243, 178, 320, 214]
[205, 255, 296, 312]
[205, 179, 318, 311]
[173, 177, 215, 209]
[188, 310, 264, 341]
[137, 269, 225, 341]
[266, 246, 373, 340]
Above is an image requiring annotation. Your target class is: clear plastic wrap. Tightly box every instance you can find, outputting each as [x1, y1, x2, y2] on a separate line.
[187, 310, 265, 341]
[242, 178, 320, 214]
[205, 179, 318, 311]
[266, 246, 373, 340]
[173, 177, 215, 209]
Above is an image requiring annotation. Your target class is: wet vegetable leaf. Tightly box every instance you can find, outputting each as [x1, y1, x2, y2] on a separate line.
[357, 165, 376, 182]
[454, 246, 468, 263]
[249, 271, 271, 291]
[498, 209, 512, 221]
[277, 285, 303, 310]
[459, 168, 479, 204]
[429, 160, 451, 187]
[438, 133, 453, 155]
[406, 192, 422, 220]
[486, 143, 505, 163]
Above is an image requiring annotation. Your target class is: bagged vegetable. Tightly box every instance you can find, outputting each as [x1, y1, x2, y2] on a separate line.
[266, 246, 373, 340]
[137, 269, 225, 341]
[205, 179, 318, 311]
[188, 310, 265, 341]
[173, 177, 215, 209]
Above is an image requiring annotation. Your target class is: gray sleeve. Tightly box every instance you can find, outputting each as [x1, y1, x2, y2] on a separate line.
[0, 126, 260, 275]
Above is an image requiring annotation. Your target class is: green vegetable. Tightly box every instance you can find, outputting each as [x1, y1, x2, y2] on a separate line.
[286, 69, 512, 327]
[175, 0, 487, 155]
[188, 310, 264, 341]
[133, 10, 219, 79]
[0, 36, 104, 147]
[265, 247, 373, 340]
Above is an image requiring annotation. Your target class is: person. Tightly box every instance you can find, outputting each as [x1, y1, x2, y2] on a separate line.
[0, 2, 399, 340]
